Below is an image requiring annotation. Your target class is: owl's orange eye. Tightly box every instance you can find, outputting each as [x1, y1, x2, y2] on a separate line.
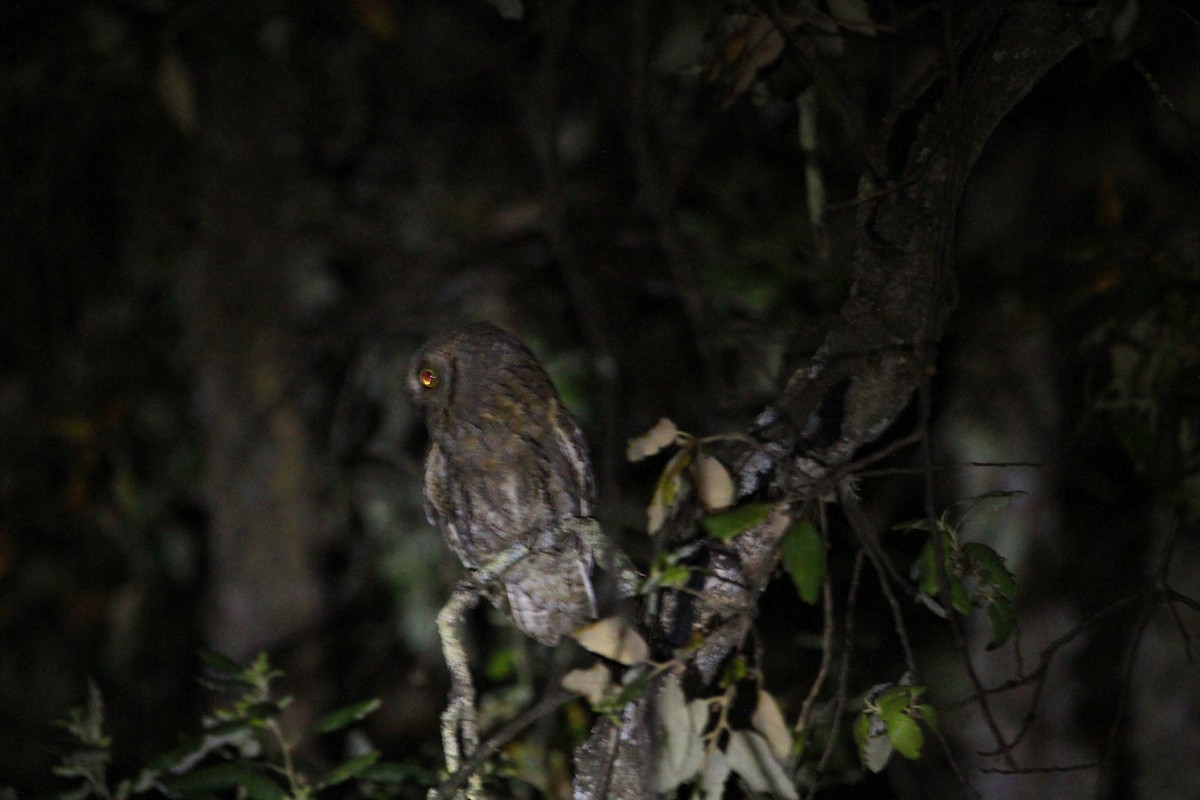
[418, 368, 439, 388]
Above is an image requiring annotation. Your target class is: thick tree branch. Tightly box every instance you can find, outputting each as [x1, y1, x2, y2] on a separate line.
[574, 2, 1119, 797]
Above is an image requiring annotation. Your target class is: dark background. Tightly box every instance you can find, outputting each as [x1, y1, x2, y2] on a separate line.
[1, 1, 1198, 797]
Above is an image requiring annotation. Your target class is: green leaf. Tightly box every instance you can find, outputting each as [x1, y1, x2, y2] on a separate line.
[914, 538, 941, 598]
[780, 519, 825, 604]
[358, 760, 435, 786]
[916, 703, 938, 733]
[949, 576, 973, 616]
[485, 645, 518, 682]
[203, 718, 254, 737]
[243, 701, 282, 721]
[719, 655, 748, 688]
[160, 763, 285, 800]
[596, 669, 654, 715]
[658, 563, 691, 587]
[985, 598, 1014, 650]
[647, 447, 694, 534]
[852, 709, 870, 750]
[702, 503, 773, 541]
[317, 698, 382, 734]
[197, 649, 245, 678]
[914, 531, 958, 597]
[914, 540, 971, 617]
[791, 724, 811, 761]
[882, 710, 924, 760]
[874, 689, 905, 718]
[892, 517, 936, 533]
[197, 649, 273, 691]
[952, 490, 1026, 526]
[962, 542, 1016, 597]
[248, 651, 272, 677]
[319, 751, 380, 788]
[144, 738, 199, 773]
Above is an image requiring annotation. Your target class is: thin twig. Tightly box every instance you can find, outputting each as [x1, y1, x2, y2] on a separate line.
[821, 426, 926, 489]
[1132, 58, 1200, 140]
[918, 379, 1015, 769]
[1095, 591, 1155, 800]
[974, 592, 1151, 757]
[981, 762, 1099, 775]
[836, 486, 913, 595]
[839, 485, 918, 672]
[432, 689, 577, 800]
[808, 548, 865, 798]
[793, 499, 836, 740]
[857, 460, 1046, 479]
[837, 478, 984, 794]
[966, 521, 1200, 759]
[1165, 587, 1200, 615]
[1156, 515, 1195, 662]
[966, 592, 1150, 701]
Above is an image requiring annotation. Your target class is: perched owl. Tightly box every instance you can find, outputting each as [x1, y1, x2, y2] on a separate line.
[407, 322, 604, 646]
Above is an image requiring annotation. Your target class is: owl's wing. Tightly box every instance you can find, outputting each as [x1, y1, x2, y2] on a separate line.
[422, 442, 446, 527]
[502, 538, 597, 646]
[424, 443, 477, 569]
[549, 401, 596, 517]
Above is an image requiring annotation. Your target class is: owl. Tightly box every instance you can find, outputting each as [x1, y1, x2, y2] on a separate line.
[407, 322, 602, 646]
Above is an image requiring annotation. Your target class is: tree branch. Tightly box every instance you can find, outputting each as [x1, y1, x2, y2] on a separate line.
[573, 3, 1119, 796]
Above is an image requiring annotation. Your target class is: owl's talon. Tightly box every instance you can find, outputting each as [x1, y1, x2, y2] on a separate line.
[434, 582, 486, 800]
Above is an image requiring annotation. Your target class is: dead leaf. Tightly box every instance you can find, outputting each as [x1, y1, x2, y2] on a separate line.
[561, 663, 612, 706]
[156, 52, 196, 135]
[693, 452, 735, 512]
[752, 690, 793, 761]
[727, 16, 785, 103]
[828, 0, 878, 36]
[570, 616, 650, 665]
[725, 730, 799, 800]
[701, 748, 731, 799]
[854, 709, 892, 773]
[627, 417, 681, 462]
[653, 675, 710, 793]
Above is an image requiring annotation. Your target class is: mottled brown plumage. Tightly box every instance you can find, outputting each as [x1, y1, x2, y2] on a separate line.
[407, 322, 600, 646]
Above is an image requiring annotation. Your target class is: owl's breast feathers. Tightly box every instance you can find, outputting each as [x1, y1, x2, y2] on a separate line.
[429, 435, 581, 540]
[425, 434, 600, 645]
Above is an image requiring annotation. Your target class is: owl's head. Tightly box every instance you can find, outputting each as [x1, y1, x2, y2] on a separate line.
[406, 322, 547, 434]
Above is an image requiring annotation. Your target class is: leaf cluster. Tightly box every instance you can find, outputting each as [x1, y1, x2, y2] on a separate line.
[629, 418, 827, 608]
[900, 492, 1022, 650]
[852, 681, 938, 774]
[652, 673, 799, 800]
[51, 652, 429, 800]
